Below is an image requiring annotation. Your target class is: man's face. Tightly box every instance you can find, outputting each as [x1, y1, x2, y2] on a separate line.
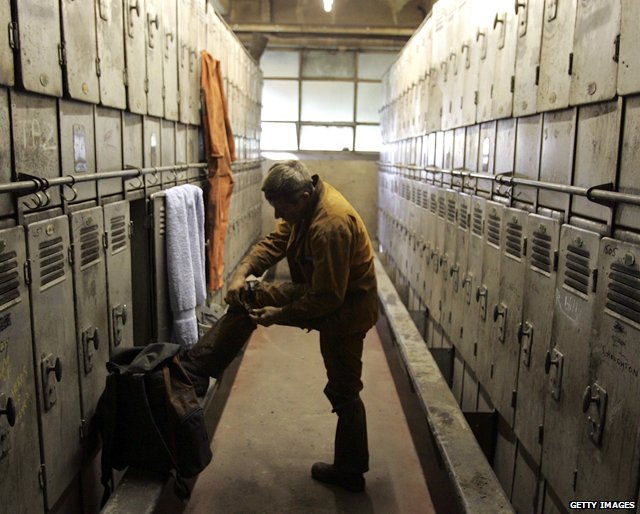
[269, 192, 310, 224]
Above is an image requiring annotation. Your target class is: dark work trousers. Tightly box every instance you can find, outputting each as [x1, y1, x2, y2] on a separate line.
[319, 330, 369, 475]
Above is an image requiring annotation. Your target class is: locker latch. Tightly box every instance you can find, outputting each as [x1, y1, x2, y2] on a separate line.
[493, 13, 506, 50]
[0, 394, 16, 460]
[515, 0, 528, 37]
[463, 274, 472, 305]
[449, 264, 460, 292]
[147, 13, 159, 48]
[493, 302, 508, 342]
[112, 304, 129, 347]
[82, 327, 100, 374]
[476, 285, 488, 321]
[518, 321, 534, 366]
[546, 0, 558, 22]
[545, 348, 563, 401]
[41, 354, 62, 411]
[582, 383, 607, 446]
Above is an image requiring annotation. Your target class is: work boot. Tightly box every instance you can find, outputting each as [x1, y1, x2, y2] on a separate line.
[311, 462, 365, 493]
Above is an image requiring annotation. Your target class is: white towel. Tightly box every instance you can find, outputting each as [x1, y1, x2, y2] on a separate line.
[165, 184, 206, 347]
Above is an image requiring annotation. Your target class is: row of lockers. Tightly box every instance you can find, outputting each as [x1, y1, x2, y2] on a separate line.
[377, 171, 640, 512]
[380, 0, 639, 139]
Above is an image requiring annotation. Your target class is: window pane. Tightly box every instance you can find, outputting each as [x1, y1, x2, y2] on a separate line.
[260, 50, 300, 78]
[262, 80, 299, 121]
[261, 122, 298, 150]
[355, 125, 381, 152]
[356, 82, 382, 123]
[300, 125, 354, 151]
[302, 50, 355, 78]
[301, 81, 354, 122]
[358, 52, 397, 80]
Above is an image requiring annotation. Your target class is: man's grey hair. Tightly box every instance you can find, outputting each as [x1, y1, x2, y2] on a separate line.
[262, 160, 314, 202]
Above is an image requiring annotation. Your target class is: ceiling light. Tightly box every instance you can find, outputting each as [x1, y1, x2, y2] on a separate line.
[323, 0, 333, 12]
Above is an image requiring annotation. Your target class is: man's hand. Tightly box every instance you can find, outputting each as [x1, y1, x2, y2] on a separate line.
[248, 306, 282, 327]
[225, 272, 248, 306]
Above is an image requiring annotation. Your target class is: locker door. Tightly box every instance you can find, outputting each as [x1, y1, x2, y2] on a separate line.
[513, 0, 545, 117]
[514, 114, 543, 208]
[191, 0, 205, 125]
[124, 0, 148, 115]
[440, 190, 458, 341]
[541, 225, 600, 507]
[616, 96, 640, 232]
[423, 184, 438, 316]
[488, 208, 528, 427]
[491, 0, 519, 120]
[123, 112, 144, 195]
[163, 0, 179, 121]
[417, 183, 430, 304]
[0, 227, 44, 514]
[14, 0, 63, 96]
[576, 237, 640, 501]
[617, 0, 640, 96]
[430, 188, 447, 333]
[161, 120, 176, 187]
[104, 201, 133, 350]
[475, 8, 498, 123]
[144, 116, 162, 194]
[151, 193, 171, 343]
[0, 88, 13, 218]
[26, 216, 81, 509]
[145, 0, 164, 117]
[450, 193, 471, 351]
[537, 0, 577, 112]
[60, 0, 99, 103]
[95, 107, 124, 199]
[69, 208, 109, 437]
[95, 0, 126, 109]
[187, 126, 202, 182]
[513, 214, 561, 465]
[569, 0, 620, 106]
[177, 0, 190, 125]
[176, 123, 188, 183]
[0, 0, 12, 86]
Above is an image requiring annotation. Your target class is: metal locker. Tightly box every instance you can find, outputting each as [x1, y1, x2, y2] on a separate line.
[176, 123, 188, 183]
[495, 118, 516, 177]
[187, 126, 202, 183]
[95, 107, 124, 199]
[0, 0, 13, 86]
[576, 237, 640, 501]
[571, 100, 621, 227]
[513, 0, 545, 117]
[435, 131, 445, 169]
[453, 127, 465, 170]
[617, 0, 640, 95]
[540, 482, 565, 514]
[491, 1, 519, 120]
[69, 208, 109, 438]
[478, 122, 496, 197]
[513, 214, 561, 465]
[615, 95, 640, 232]
[440, 190, 458, 340]
[11, 92, 61, 208]
[59, 100, 97, 204]
[451, 193, 471, 355]
[163, 0, 179, 121]
[13, 0, 63, 96]
[192, 0, 205, 125]
[124, 0, 148, 115]
[452, 350, 464, 404]
[487, 208, 528, 427]
[465, 124, 480, 174]
[60, 0, 99, 103]
[430, 187, 447, 334]
[122, 112, 144, 196]
[0, 227, 44, 514]
[569, 0, 620, 106]
[26, 216, 81, 509]
[145, 0, 164, 118]
[475, 9, 498, 123]
[538, 108, 576, 215]
[493, 416, 518, 500]
[541, 224, 600, 507]
[95, 0, 126, 109]
[150, 192, 171, 343]
[514, 114, 543, 209]
[161, 120, 176, 188]
[422, 184, 438, 315]
[461, 196, 485, 373]
[461, 363, 479, 411]
[417, 183, 430, 303]
[443, 130, 454, 170]
[177, 0, 191, 125]
[511, 443, 541, 514]
[104, 201, 133, 350]
[537, 0, 577, 112]
[144, 116, 162, 194]
[0, 88, 13, 218]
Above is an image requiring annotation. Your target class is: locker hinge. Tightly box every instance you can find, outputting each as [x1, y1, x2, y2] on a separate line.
[102, 232, 109, 250]
[123, 68, 128, 87]
[535, 65, 540, 86]
[68, 245, 74, 266]
[568, 53, 573, 75]
[58, 43, 67, 66]
[129, 221, 133, 239]
[553, 250, 559, 271]
[613, 34, 620, 63]
[162, 85, 166, 99]
[592, 268, 598, 293]
[474, 90, 478, 106]
[572, 469, 578, 491]
[23, 260, 32, 285]
[79, 419, 87, 441]
[511, 390, 517, 408]
[522, 237, 527, 257]
[538, 425, 544, 444]
[38, 464, 46, 490]
[510, 75, 515, 93]
[8, 21, 19, 50]
[473, 342, 477, 357]
[96, 57, 101, 77]
[144, 77, 149, 93]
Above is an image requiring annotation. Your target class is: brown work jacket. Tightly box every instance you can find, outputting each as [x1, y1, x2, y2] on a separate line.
[242, 176, 379, 334]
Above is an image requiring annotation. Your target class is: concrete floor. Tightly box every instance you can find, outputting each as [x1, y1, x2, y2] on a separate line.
[171, 323, 436, 514]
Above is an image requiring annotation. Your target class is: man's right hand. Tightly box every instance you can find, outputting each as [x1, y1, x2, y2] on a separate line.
[225, 273, 247, 306]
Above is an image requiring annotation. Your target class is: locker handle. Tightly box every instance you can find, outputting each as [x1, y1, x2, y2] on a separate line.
[476, 286, 487, 302]
[129, 0, 140, 18]
[45, 357, 63, 383]
[514, 0, 525, 13]
[0, 395, 16, 427]
[582, 385, 601, 413]
[450, 264, 459, 277]
[544, 350, 558, 374]
[86, 328, 100, 351]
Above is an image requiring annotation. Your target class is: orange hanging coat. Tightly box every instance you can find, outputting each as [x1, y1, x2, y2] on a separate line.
[200, 51, 236, 291]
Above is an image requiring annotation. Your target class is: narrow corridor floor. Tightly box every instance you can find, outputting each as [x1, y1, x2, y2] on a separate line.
[183, 324, 436, 514]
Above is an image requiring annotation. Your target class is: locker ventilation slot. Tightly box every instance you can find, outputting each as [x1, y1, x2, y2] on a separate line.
[438, 196, 446, 219]
[430, 193, 437, 214]
[80, 224, 101, 268]
[459, 202, 469, 231]
[110, 215, 127, 253]
[606, 263, 640, 324]
[505, 223, 523, 258]
[447, 198, 456, 223]
[564, 245, 590, 294]
[487, 213, 501, 247]
[39, 237, 65, 288]
[472, 206, 483, 237]
[0, 251, 20, 307]
[531, 231, 552, 273]
[157, 204, 166, 236]
[421, 189, 428, 209]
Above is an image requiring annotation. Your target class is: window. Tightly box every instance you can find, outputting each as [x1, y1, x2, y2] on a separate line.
[260, 49, 396, 153]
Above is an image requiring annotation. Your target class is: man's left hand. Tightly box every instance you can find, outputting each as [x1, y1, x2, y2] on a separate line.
[248, 306, 282, 327]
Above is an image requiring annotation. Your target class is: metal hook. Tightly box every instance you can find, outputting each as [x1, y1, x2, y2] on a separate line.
[61, 176, 79, 203]
[125, 164, 145, 189]
[148, 167, 160, 186]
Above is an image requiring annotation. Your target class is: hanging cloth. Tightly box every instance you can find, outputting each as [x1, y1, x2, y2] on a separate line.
[200, 51, 236, 291]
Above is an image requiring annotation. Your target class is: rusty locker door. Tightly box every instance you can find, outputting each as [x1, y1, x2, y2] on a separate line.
[26, 216, 81, 510]
[144, 116, 162, 195]
[104, 201, 133, 350]
[618, 0, 640, 95]
[69, 208, 109, 441]
[576, 237, 640, 502]
[145, 0, 164, 117]
[0, 89, 13, 218]
[491, 0, 519, 120]
[513, 214, 561, 466]
[451, 193, 471, 357]
[440, 190, 459, 342]
[541, 225, 600, 507]
[123, 112, 144, 197]
[0, 227, 44, 514]
[95, 107, 124, 199]
[124, 0, 148, 114]
[0, 0, 13, 86]
[150, 192, 171, 343]
[177, 0, 191, 125]
[163, 0, 179, 121]
[95, 0, 126, 109]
